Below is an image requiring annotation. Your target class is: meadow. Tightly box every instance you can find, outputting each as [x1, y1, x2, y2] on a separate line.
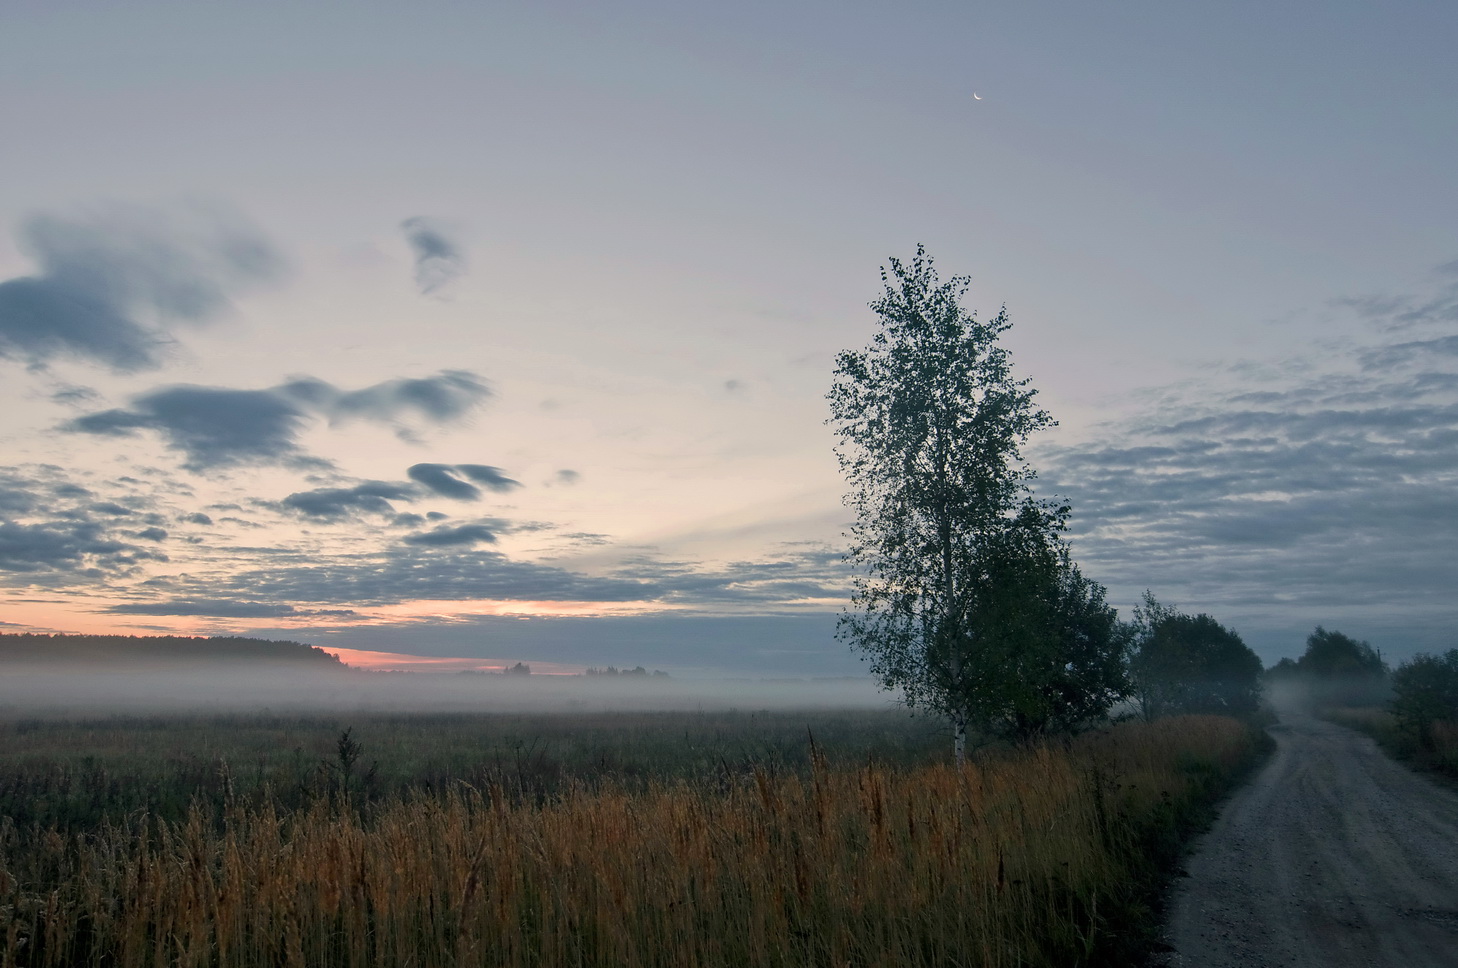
[0, 708, 1267, 967]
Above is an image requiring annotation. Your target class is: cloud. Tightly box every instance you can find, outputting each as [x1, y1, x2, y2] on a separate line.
[1334, 261, 1458, 332]
[273, 465, 530, 534]
[559, 531, 610, 546]
[1359, 334, 1458, 370]
[407, 463, 482, 500]
[104, 600, 356, 618]
[90, 502, 134, 516]
[457, 464, 522, 492]
[609, 545, 850, 607]
[152, 545, 657, 608]
[1035, 284, 1458, 659]
[554, 469, 581, 485]
[400, 217, 466, 295]
[402, 523, 499, 547]
[288, 370, 490, 424]
[0, 519, 160, 574]
[281, 481, 418, 519]
[68, 384, 320, 471]
[407, 462, 521, 500]
[0, 466, 179, 577]
[0, 203, 284, 371]
[64, 371, 491, 471]
[49, 383, 100, 406]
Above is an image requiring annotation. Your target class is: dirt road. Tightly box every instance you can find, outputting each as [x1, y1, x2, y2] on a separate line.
[1161, 710, 1458, 967]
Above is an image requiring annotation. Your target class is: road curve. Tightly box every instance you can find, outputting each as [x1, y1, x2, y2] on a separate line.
[1161, 709, 1458, 967]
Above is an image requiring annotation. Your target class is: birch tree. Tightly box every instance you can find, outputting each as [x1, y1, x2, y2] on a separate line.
[828, 246, 1120, 761]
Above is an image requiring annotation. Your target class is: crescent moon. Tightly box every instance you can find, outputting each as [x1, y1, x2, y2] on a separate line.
[973, 93, 982, 100]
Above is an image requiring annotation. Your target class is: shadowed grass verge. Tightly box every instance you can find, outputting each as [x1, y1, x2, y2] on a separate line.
[1323, 706, 1458, 781]
[1, 715, 1264, 968]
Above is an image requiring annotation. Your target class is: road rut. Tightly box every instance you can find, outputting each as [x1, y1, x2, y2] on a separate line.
[1161, 709, 1458, 967]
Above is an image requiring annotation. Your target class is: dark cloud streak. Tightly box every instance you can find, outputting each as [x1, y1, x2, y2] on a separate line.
[407, 462, 521, 500]
[281, 482, 418, 520]
[64, 371, 491, 471]
[402, 524, 499, 547]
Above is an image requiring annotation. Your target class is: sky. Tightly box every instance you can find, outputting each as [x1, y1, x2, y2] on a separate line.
[1, 0, 1455, 676]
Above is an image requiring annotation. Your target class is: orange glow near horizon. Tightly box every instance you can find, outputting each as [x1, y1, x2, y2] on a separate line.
[354, 599, 672, 620]
[324, 647, 585, 675]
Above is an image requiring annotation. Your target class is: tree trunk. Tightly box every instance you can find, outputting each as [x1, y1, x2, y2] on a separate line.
[953, 712, 967, 766]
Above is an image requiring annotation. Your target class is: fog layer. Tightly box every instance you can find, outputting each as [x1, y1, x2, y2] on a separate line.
[0, 664, 893, 717]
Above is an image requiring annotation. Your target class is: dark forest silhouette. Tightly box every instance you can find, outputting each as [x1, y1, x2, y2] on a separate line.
[0, 632, 346, 668]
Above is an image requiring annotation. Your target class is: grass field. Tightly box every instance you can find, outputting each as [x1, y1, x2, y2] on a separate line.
[0, 709, 947, 831]
[1, 709, 1266, 967]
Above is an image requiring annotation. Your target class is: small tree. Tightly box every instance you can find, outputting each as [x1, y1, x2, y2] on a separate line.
[1294, 626, 1387, 706]
[1129, 593, 1183, 721]
[829, 246, 1125, 759]
[1390, 649, 1458, 752]
[1264, 657, 1299, 681]
[1038, 560, 1133, 734]
[1130, 594, 1262, 718]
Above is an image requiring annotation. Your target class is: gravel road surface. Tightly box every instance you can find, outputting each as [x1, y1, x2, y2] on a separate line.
[1161, 709, 1458, 967]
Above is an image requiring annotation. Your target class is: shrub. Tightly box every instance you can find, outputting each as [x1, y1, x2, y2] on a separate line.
[1390, 649, 1458, 752]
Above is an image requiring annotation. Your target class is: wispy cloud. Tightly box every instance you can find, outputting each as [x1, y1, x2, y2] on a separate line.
[1333, 260, 1458, 331]
[152, 547, 658, 608]
[280, 482, 419, 519]
[0, 519, 161, 575]
[104, 600, 357, 618]
[1039, 263, 1458, 653]
[401, 523, 500, 547]
[400, 217, 466, 296]
[290, 370, 490, 424]
[67, 384, 323, 471]
[407, 462, 521, 500]
[0, 466, 170, 577]
[64, 371, 491, 471]
[0, 203, 284, 371]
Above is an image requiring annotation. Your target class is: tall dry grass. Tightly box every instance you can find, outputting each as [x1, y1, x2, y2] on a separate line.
[1324, 706, 1458, 779]
[1, 715, 1262, 968]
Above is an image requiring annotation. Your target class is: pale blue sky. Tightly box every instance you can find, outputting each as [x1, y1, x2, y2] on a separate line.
[1, 1, 1455, 673]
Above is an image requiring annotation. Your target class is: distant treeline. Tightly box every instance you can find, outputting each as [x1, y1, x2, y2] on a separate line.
[0, 633, 346, 668]
[585, 665, 670, 678]
[1267, 626, 1458, 756]
[456, 664, 672, 678]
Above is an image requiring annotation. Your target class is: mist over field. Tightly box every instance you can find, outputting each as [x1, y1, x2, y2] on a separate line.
[0, 663, 891, 717]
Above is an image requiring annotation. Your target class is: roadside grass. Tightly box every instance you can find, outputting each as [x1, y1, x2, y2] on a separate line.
[1323, 706, 1458, 781]
[0, 712, 1265, 968]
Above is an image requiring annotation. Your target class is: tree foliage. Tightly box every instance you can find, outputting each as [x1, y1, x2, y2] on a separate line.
[1282, 626, 1389, 706]
[1129, 594, 1262, 719]
[0, 633, 344, 667]
[829, 246, 1127, 753]
[1390, 649, 1458, 752]
[1263, 627, 1387, 708]
[1298, 627, 1386, 680]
